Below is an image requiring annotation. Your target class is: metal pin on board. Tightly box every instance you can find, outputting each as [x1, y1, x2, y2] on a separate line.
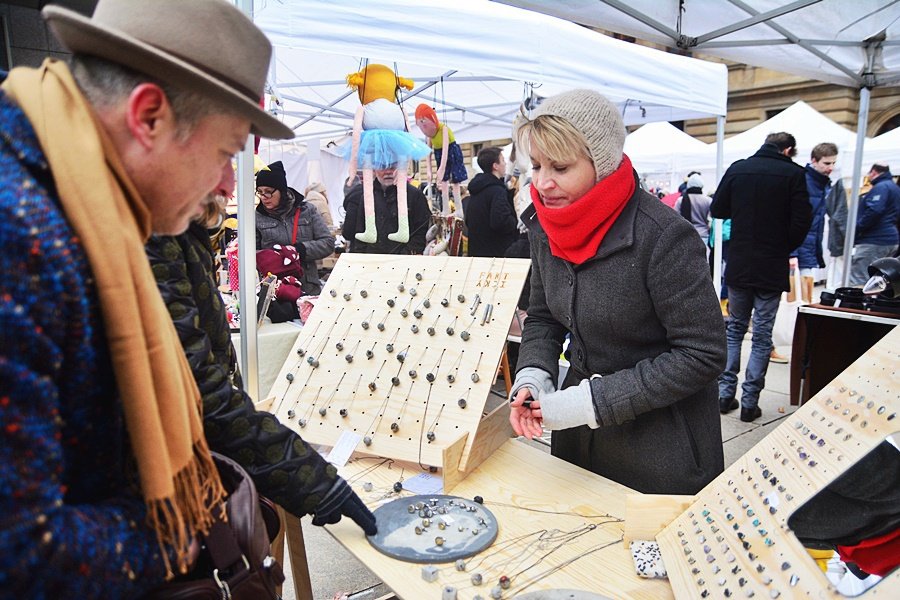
[469, 294, 481, 316]
[481, 303, 493, 326]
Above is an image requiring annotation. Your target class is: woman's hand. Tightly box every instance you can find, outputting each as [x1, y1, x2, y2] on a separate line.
[509, 388, 544, 440]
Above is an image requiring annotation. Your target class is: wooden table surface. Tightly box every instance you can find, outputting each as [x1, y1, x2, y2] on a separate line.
[325, 439, 672, 599]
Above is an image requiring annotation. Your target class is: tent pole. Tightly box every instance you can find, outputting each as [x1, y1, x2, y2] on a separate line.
[235, 0, 259, 400]
[840, 91, 872, 286]
[713, 115, 726, 299]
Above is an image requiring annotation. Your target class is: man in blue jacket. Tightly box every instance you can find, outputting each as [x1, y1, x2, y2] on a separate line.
[794, 143, 837, 303]
[849, 162, 900, 284]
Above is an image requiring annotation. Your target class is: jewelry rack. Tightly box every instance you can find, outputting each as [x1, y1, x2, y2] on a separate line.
[657, 326, 900, 599]
[268, 254, 530, 489]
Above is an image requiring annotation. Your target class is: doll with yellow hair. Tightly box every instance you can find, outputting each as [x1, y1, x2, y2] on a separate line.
[343, 63, 430, 244]
[415, 104, 468, 214]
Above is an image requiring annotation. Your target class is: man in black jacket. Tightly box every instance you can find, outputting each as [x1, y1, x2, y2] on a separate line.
[147, 197, 376, 538]
[342, 168, 431, 255]
[465, 147, 518, 257]
[711, 132, 812, 422]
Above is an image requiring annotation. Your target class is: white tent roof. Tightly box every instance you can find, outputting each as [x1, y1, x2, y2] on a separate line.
[864, 125, 900, 168]
[625, 121, 710, 173]
[496, 1, 900, 88]
[253, 0, 728, 144]
[720, 100, 863, 161]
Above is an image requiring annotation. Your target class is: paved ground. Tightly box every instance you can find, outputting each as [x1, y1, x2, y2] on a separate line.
[277, 335, 799, 600]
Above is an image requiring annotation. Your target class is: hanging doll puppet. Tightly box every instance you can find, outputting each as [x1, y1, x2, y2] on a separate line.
[344, 63, 430, 244]
[415, 104, 468, 215]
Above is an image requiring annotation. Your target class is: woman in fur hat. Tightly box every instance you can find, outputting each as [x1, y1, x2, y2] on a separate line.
[508, 90, 727, 495]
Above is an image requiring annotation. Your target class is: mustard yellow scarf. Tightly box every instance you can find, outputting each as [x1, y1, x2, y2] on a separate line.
[2, 59, 225, 577]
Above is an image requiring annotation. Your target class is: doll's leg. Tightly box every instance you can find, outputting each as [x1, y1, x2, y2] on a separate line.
[355, 169, 378, 243]
[439, 180, 450, 215]
[451, 183, 461, 213]
[388, 164, 410, 243]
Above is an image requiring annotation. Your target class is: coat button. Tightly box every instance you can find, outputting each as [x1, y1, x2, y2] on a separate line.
[567, 275, 573, 286]
[577, 350, 584, 361]
[565, 315, 572, 325]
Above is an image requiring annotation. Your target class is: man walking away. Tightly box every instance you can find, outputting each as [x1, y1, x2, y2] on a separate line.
[711, 132, 812, 423]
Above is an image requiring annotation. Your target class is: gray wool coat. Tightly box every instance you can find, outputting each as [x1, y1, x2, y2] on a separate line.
[517, 177, 727, 495]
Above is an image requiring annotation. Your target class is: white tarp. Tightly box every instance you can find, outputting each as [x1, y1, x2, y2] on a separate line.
[625, 121, 710, 180]
[253, 0, 728, 145]
[496, 1, 900, 88]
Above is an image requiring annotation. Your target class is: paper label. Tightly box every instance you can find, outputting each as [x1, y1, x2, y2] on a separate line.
[325, 430, 362, 467]
[402, 472, 444, 495]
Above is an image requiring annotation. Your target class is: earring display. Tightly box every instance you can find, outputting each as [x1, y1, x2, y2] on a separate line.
[657, 329, 900, 599]
[367, 494, 500, 563]
[269, 255, 530, 470]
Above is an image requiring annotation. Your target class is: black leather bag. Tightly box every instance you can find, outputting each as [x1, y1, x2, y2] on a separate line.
[141, 453, 285, 600]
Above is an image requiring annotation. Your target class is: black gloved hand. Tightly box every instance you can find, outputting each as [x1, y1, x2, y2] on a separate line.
[311, 478, 377, 536]
[294, 242, 307, 262]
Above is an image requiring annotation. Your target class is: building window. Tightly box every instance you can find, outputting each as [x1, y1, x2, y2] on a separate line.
[765, 108, 785, 120]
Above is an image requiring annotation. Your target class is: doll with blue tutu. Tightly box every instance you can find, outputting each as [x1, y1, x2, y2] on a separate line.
[342, 63, 431, 244]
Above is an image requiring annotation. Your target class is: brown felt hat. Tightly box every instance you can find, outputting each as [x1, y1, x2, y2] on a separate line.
[43, 0, 293, 140]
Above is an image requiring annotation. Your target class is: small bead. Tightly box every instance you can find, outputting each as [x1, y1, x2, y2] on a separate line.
[366, 350, 374, 359]
[427, 327, 436, 336]
[441, 298, 449, 307]
[471, 373, 480, 382]
[446, 327, 455, 335]
[336, 341, 344, 351]
[435, 536, 444, 546]
[362, 482, 374, 492]
[455, 559, 466, 571]
[368, 381, 377, 391]
[387, 298, 396, 307]
[363, 435, 372, 446]
[415, 272, 423, 281]
[409, 370, 417, 379]
[386, 343, 394, 353]
[426, 373, 436, 382]
[391, 422, 399, 432]
[458, 398, 467, 409]
[414, 309, 423, 319]
[393, 481, 403, 493]
[329, 289, 337, 297]
[339, 408, 348, 417]
[318, 407, 327, 416]
[286, 372, 294, 382]
[392, 377, 401, 386]
[377, 323, 385, 331]
[427, 431, 436, 442]
[474, 495, 484, 504]
[461, 331, 470, 341]
[400, 309, 409, 317]
[411, 324, 419, 333]
[287, 409, 296, 418]
[423, 299, 431, 308]
[362, 321, 370, 330]
[447, 374, 456, 383]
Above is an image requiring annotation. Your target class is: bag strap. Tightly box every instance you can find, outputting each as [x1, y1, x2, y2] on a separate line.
[291, 206, 301, 246]
[205, 510, 249, 575]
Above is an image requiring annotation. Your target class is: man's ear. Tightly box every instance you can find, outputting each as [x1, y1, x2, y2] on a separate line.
[124, 83, 173, 150]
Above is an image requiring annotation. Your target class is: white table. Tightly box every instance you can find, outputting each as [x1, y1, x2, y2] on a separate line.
[231, 321, 302, 398]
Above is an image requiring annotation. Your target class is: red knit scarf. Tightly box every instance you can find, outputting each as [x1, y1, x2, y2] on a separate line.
[531, 155, 635, 264]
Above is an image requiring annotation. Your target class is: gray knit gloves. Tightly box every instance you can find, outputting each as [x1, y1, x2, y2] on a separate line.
[510, 368, 600, 431]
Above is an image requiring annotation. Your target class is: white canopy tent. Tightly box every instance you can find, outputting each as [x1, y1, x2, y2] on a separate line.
[497, 0, 900, 286]
[232, 0, 730, 399]
[624, 121, 711, 191]
[254, 0, 728, 142]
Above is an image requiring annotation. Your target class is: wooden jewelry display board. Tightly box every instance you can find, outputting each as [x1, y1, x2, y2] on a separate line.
[657, 326, 900, 599]
[268, 254, 530, 487]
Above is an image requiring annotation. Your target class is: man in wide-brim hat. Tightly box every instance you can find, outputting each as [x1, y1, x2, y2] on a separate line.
[0, 1, 374, 596]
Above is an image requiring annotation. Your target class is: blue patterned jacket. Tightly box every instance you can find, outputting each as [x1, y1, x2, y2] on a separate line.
[0, 87, 168, 597]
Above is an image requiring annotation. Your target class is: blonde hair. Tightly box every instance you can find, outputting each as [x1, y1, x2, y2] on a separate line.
[515, 114, 592, 167]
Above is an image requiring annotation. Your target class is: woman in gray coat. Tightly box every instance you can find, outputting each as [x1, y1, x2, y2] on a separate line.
[255, 161, 334, 295]
[510, 90, 727, 495]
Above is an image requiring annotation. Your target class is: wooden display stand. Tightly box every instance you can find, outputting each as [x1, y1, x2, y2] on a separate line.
[790, 304, 898, 405]
[658, 326, 900, 599]
[268, 254, 530, 490]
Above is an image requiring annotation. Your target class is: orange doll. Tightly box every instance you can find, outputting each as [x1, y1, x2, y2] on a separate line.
[415, 104, 468, 214]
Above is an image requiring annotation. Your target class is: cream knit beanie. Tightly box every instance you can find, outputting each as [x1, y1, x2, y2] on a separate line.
[533, 89, 626, 181]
